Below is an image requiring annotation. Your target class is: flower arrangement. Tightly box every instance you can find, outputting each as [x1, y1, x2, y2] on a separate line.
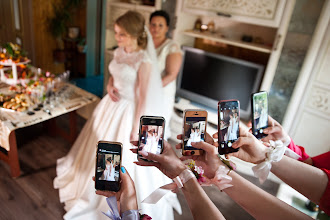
[186, 160, 206, 184]
[0, 42, 28, 63]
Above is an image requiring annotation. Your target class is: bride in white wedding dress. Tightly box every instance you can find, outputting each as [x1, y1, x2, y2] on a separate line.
[53, 11, 180, 220]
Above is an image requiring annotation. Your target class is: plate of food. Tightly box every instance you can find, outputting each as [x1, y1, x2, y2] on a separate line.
[1, 93, 32, 112]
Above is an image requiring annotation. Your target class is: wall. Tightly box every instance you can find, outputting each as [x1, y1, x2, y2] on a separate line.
[268, 0, 325, 123]
[31, 0, 65, 73]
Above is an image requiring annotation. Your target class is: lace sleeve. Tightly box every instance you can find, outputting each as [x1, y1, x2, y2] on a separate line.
[168, 41, 182, 55]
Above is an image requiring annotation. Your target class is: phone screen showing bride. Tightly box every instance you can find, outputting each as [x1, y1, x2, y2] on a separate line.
[218, 100, 240, 155]
[95, 141, 122, 192]
[138, 116, 165, 161]
[251, 91, 268, 139]
[183, 117, 207, 150]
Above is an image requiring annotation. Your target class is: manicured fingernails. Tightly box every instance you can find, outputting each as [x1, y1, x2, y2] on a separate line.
[121, 167, 126, 173]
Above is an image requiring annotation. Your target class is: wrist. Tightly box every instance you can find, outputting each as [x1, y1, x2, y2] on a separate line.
[121, 195, 138, 214]
[173, 168, 196, 188]
[175, 163, 187, 177]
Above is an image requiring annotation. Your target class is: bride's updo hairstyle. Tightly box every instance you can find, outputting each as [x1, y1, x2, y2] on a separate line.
[115, 11, 147, 49]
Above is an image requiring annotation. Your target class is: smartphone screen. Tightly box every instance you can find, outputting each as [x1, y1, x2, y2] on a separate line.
[218, 100, 240, 154]
[251, 91, 268, 139]
[182, 110, 207, 155]
[95, 141, 122, 192]
[138, 116, 165, 160]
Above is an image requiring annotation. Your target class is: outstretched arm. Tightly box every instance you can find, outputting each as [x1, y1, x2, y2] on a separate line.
[230, 126, 328, 205]
[132, 141, 225, 220]
[179, 137, 312, 220]
[271, 155, 328, 204]
[224, 171, 311, 219]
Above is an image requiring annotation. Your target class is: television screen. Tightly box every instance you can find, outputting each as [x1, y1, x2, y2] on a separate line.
[176, 46, 264, 120]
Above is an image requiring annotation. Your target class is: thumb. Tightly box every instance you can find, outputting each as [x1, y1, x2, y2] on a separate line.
[231, 136, 253, 149]
[191, 141, 217, 154]
[263, 125, 280, 134]
[120, 166, 134, 188]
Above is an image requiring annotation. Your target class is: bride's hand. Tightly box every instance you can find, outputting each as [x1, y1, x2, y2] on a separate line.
[107, 83, 120, 102]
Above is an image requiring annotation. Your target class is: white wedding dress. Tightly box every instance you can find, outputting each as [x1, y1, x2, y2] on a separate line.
[156, 39, 182, 140]
[54, 47, 180, 220]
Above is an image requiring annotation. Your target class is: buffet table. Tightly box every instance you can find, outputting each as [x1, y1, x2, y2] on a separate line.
[0, 82, 99, 177]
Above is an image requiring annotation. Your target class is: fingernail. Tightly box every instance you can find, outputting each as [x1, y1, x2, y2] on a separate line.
[140, 151, 148, 157]
[121, 167, 126, 173]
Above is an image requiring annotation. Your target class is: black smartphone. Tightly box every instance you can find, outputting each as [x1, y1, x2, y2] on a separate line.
[95, 141, 122, 192]
[251, 91, 268, 139]
[138, 116, 165, 161]
[182, 109, 208, 156]
[218, 100, 240, 155]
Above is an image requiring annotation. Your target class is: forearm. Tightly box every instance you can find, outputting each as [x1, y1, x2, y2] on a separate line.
[107, 76, 114, 89]
[120, 195, 138, 214]
[271, 156, 328, 203]
[182, 178, 225, 220]
[131, 95, 147, 135]
[224, 172, 311, 219]
[162, 53, 182, 87]
[162, 73, 177, 87]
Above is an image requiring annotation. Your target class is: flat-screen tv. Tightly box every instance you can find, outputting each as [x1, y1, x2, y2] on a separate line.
[176, 46, 264, 120]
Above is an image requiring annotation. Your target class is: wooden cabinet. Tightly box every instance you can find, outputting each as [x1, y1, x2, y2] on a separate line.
[171, 0, 296, 126]
[181, 0, 287, 28]
[173, 0, 296, 93]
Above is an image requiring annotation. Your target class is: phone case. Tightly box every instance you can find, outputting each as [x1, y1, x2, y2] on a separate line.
[251, 92, 268, 139]
[182, 109, 207, 156]
[95, 141, 122, 192]
[137, 116, 165, 161]
[218, 100, 240, 155]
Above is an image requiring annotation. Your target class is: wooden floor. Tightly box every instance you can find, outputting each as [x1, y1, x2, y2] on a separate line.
[0, 114, 279, 220]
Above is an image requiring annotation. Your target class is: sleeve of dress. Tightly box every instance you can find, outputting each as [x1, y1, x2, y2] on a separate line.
[312, 151, 330, 170]
[168, 41, 182, 55]
[287, 139, 310, 161]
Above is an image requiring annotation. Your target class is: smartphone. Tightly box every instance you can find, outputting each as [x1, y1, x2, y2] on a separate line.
[182, 109, 208, 156]
[95, 141, 122, 192]
[251, 91, 268, 139]
[218, 100, 240, 154]
[137, 116, 165, 161]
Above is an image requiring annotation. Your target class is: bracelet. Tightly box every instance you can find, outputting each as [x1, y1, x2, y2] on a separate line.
[252, 140, 286, 184]
[173, 169, 195, 188]
[217, 155, 236, 175]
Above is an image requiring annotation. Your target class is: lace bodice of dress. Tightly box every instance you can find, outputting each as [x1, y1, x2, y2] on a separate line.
[109, 47, 150, 101]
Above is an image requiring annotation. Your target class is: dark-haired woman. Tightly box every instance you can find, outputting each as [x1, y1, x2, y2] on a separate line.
[149, 10, 182, 139]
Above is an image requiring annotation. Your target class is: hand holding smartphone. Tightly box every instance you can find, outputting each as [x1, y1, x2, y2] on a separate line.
[137, 116, 165, 161]
[251, 91, 268, 139]
[95, 141, 122, 192]
[218, 100, 240, 155]
[182, 109, 208, 156]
